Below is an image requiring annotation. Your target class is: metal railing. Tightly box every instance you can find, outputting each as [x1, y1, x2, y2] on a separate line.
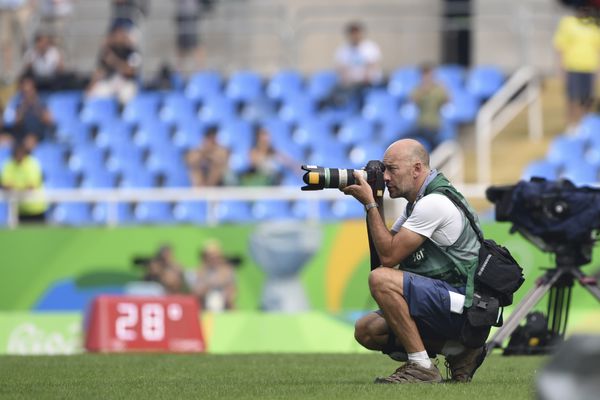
[475, 66, 543, 184]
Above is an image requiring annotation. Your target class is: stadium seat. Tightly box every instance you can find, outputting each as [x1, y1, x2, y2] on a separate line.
[134, 202, 174, 224]
[547, 136, 587, 167]
[145, 147, 184, 175]
[251, 200, 291, 220]
[306, 143, 348, 167]
[68, 145, 106, 174]
[2, 94, 20, 126]
[348, 141, 386, 169]
[560, 161, 599, 186]
[307, 70, 339, 101]
[466, 66, 505, 101]
[172, 119, 205, 149]
[185, 70, 223, 102]
[217, 120, 254, 153]
[80, 98, 119, 124]
[228, 149, 251, 175]
[118, 169, 156, 188]
[338, 117, 374, 145]
[173, 201, 208, 224]
[214, 200, 253, 223]
[55, 119, 92, 145]
[46, 91, 82, 125]
[521, 160, 559, 181]
[80, 169, 117, 188]
[0, 144, 11, 165]
[440, 91, 479, 124]
[33, 142, 67, 173]
[160, 92, 196, 123]
[292, 118, 334, 149]
[278, 94, 316, 123]
[106, 145, 145, 174]
[330, 198, 364, 220]
[94, 121, 134, 150]
[362, 90, 398, 122]
[380, 116, 415, 143]
[576, 114, 600, 140]
[0, 201, 8, 227]
[387, 66, 421, 102]
[122, 92, 162, 124]
[198, 95, 236, 125]
[162, 169, 191, 187]
[44, 167, 79, 189]
[48, 203, 92, 226]
[266, 70, 303, 101]
[133, 121, 172, 149]
[434, 64, 465, 91]
[91, 202, 134, 225]
[225, 70, 263, 103]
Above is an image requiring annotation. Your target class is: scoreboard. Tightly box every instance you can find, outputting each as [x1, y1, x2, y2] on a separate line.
[85, 295, 205, 352]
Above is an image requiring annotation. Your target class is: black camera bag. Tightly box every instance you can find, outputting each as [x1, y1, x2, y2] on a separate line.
[442, 189, 524, 307]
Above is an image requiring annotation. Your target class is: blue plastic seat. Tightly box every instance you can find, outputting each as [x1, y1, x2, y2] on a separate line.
[119, 169, 156, 188]
[160, 92, 196, 123]
[434, 64, 465, 91]
[225, 70, 263, 103]
[134, 202, 174, 224]
[68, 145, 106, 174]
[46, 91, 82, 125]
[338, 117, 375, 145]
[547, 136, 587, 167]
[145, 147, 184, 175]
[387, 66, 421, 102]
[198, 95, 236, 124]
[0, 201, 8, 226]
[278, 94, 316, 123]
[292, 118, 334, 149]
[172, 119, 205, 150]
[94, 121, 134, 150]
[55, 119, 92, 145]
[2, 95, 20, 126]
[266, 70, 303, 101]
[133, 121, 173, 149]
[80, 98, 119, 124]
[33, 143, 67, 174]
[0, 145, 11, 167]
[44, 167, 79, 189]
[122, 92, 162, 124]
[106, 145, 144, 174]
[80, 169, 117, 188]
[173, 201, 208, 224]
[162, 169, 191, 187]
[217, 120, 253, 153]
[307, 70, 339, 101]
[185, 70, 223, 102]
[577, 114, 600, 140]
[560, 161, 599, 186]
[348, 141, 386, 169]
[362, 90, 398, 122]
[440, 91, 479, 124]
[214, 200, 253, 223]
[91, 202, 133, 225]
[466, 66, 504, 101]
[251, 200, 291, 220]
[228, 149, 251, 175]
[521, 160, 559, 181]
[49, 203, 92, 226]
[330, 198, 364, 220]
[380, 115, 415, 143]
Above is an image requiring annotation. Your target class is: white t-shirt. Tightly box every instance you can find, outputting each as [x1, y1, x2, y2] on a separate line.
[334, 39, 382, 85]
[24, 47, 62, 78]
[391, 193, 464, 247]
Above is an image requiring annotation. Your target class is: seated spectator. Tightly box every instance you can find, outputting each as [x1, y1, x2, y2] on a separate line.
[87, 24, 141, 103]
[185, 126, 230, 187]
[193, 240, 236, 311]
[23, 33, 66, 91]
[409, 63, 449, 149]
[240, 126, 293, 186]
[326, 21, 383, 108]
[1, 142, 47, 223]
[140, 243, 186, 294]
[11, 75, 54, 146]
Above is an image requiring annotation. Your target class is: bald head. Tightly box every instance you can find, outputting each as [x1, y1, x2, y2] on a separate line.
[384, 139, 430, 168]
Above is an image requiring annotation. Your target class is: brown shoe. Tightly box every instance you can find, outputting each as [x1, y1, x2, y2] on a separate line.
[374, 362, 443, 384]
[445, 346, 487, 382]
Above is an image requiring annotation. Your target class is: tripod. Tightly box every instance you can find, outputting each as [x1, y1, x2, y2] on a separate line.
[487, 251, 600, 352]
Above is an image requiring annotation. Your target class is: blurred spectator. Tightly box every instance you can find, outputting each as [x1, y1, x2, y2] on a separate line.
[325, 21, 382, 108]
[23, 33, 67, 91]
[185, 126, 230, 187]
[1, 142, 47, 223]
[140, 244, 186, 294]
[553, 7, 600, 131]
[240, 126, 293, 186]
[193, 240, 236, 311]
[409, 63, 448, 149]
[175, 0, 204, 74]
[12, 75, 54, 146]
[0, 0, 33, 83]
[39, 0, 74, 50]
[87, 24, 141, 103]
[110, 0, 148, 33]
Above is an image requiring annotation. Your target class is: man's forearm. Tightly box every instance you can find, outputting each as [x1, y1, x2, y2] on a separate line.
[366, 206, 395, 267]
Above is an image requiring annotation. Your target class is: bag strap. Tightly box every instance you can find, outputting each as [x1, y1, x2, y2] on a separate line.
[442, 188, 485, 244]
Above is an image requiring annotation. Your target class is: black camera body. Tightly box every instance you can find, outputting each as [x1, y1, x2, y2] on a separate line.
[301, 160, 386, 199]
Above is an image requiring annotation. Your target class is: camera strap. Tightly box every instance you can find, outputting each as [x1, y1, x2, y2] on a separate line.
[442, 189, 485, 244]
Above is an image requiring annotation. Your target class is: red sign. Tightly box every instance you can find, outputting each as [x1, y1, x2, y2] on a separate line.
[85, 295, 205, 353]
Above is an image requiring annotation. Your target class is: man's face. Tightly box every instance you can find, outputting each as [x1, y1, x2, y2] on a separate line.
[382, 149, 414, 199]
[347, 29, 363, 46]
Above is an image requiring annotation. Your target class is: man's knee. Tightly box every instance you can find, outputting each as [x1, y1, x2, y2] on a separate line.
[354, 314, 381, 350]
[368, 268, 404, 298]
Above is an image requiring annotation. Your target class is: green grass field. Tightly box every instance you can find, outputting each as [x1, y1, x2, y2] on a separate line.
[0, 353, 546, 400]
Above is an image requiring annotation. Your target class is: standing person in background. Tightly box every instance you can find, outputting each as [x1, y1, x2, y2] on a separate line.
[409, 63, 449, 150]
[553, 6, 600, 132]
[175, 0, 204, 74]
[23, 33, 66, 91]
[1, 142, 47, 223]
[39, 0, 74, 51]
[0, 0, 33, 83]
[193, 240, 236, 311]
[327, 21, 383, 108]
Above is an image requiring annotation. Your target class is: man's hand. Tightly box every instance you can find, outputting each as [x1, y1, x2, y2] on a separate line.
[341, 171, 375, 205]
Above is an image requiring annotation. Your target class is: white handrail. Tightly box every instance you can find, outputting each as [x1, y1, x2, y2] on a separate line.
[475, 66, 543, 184]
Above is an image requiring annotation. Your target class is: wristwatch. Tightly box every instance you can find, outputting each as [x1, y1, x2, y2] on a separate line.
[364, 202, 379, 212]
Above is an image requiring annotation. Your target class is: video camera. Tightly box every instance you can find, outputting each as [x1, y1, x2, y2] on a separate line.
[300, 160, 386, 198]
[486, 178, 600, 266]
